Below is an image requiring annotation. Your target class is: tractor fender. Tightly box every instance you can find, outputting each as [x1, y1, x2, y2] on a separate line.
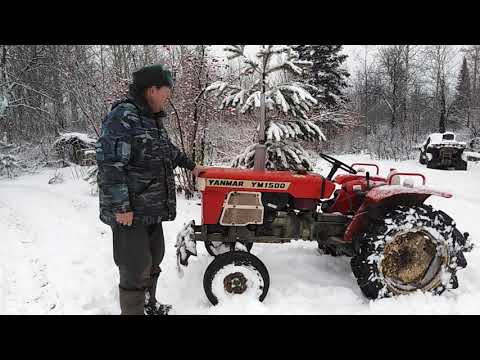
[344, 185, 452, 243]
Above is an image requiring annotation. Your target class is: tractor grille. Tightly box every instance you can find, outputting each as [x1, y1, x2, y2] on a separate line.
[227, 192, 260, 206]
[439, 148, 456, 164]
[220, 192, 264, 226]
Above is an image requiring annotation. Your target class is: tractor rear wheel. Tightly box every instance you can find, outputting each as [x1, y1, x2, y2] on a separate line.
[351, 204, 469, 300]
[455, 160, 468, 171]
[419, 151, 427, 165]
[203, 251, 269, 305]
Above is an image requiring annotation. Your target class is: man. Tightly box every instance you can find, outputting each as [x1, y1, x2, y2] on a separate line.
[96, 64, 204, 315]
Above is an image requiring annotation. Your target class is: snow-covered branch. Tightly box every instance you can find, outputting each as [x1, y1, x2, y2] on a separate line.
[232, 140, 315, 171]
[266, 119, 326, 142]
[223, 45, 246, 60]
[206, 44, 326, 171]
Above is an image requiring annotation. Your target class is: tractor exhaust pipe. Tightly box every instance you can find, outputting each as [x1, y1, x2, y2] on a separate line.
[254, 86, 267, 171]
[254, 143, 266, 171]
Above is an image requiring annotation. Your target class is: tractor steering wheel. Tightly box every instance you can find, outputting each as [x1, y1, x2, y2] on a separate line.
[319, 153, 357, 180]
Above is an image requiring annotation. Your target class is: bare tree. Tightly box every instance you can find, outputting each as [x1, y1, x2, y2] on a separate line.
[163, 45, 223, 197]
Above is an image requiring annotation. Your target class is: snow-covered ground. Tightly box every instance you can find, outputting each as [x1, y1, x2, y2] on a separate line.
[1, 155, 479, 315]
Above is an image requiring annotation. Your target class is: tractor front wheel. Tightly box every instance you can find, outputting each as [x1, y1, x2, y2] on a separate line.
[203, 251, 269, 305]
[351, 204, 468, 300]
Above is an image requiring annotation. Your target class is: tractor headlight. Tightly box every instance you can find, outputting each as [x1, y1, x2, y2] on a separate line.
[196, 176, 206, 191]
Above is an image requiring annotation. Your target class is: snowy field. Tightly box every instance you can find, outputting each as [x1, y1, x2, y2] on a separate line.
[1, 154, 479, 315]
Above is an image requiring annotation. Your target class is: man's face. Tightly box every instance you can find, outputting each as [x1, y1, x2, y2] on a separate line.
[146, 85, 171, 113]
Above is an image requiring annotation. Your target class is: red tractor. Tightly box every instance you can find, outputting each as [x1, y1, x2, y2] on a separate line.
[176, 154, 472, 305]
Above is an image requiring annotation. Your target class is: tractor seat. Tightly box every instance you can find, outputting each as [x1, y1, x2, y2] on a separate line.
[321, 178, 387, 214]
[321, 189, 341, 212]
[334, 173, 386, 185]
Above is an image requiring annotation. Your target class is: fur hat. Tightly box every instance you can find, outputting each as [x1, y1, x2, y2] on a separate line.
[131, 64, 174, 92]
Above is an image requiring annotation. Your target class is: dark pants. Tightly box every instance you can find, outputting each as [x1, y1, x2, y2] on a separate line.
[111, 222, 165, 291]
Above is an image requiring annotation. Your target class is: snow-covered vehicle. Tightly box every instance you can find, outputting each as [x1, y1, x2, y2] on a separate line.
[470, 137, 480, 151]
[53, 132, 97, 166]
[418, 132, 468, 170]
[466, 137, 480, 162]
[176, 156, 473, 305]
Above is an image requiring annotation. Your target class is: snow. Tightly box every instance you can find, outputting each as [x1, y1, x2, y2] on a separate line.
[285, 61, 303, 75]
[428, 132, 456, 144]
[402, 178, 415, 188]
[465, 151, 480, 160]
[53, 132, 97, 146]
[278, 84, 318, 106]
[266, 120, 325, 143]
[209, 45, 318, 120]
[422, 132, 467, 148]
[1, 155, 480, 314]
[308, 121, 326, 141]
[368, 184, 452, 201]
[273, 89, 289, 113]
[266, 122, 282, 141]
[205, 81, 228, 94]
[175, 220, 196, 278]
[240, 91, 261, 113]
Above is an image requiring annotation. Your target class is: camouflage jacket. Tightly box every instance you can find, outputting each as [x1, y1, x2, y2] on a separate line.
[96, 96, 195, 226]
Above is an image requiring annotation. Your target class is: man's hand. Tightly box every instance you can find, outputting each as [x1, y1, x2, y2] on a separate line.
[192, 165, 207, 177]
[116, 212, 134, 226]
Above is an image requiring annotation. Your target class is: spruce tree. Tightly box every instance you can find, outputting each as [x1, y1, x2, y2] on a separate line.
[206, 45, 325, 171]
[293, 45, 350, 110]
[452, 56, 471, 126]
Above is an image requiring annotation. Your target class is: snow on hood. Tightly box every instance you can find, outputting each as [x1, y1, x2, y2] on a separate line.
[367, 184, 452, 202]
[422, 132, 467, 148]
[429, 132, 455, 144]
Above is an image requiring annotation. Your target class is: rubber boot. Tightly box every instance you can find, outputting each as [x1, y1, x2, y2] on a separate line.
[119, 286, 145, 315]
[146, 271, 160, 306]
[144, 272, 173, 315]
